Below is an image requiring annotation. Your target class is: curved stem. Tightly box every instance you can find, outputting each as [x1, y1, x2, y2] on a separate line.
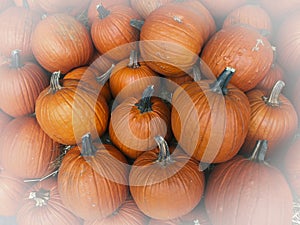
[96, 4, 110, 19]
[96, 64, 115, 85]
[154, 136, 171, 166]
[249, 140, 268, 163]
[210, 67, 235, 95]
[49, 71, 62, 94]
[265, 80, 285, 106]
[135, 85, 154, 113]
[81, 133, 97, 157]
[127, 50, 140, 69]
[130, 19, 144, 31]
[10, 50, 22, 68]
[28, 189, 50, 207]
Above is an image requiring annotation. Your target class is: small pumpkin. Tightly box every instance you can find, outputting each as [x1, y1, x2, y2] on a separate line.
[130, 0, 172, 19]
[0, 50, 49, 117]
[240, 80, 298, 157]
[109, 85, 171, 159]
[31, 13, 93, 74]
[58, 133, 129, 221]
[205, 140, 293, 225]
[16, 177, 82, 225]
[109, 50, 160, 102]
[0, 115, 60, 179]
[35, 71, 109, 146]
[129, 136, 205, 220]
[171, 67, 250, 163]
[91, 4, 141, 61]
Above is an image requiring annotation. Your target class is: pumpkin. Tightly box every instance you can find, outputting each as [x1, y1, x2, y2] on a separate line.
[87, 0, 130, 26]
[179, 201, 211, 225]
[0, 109, 12, 134]
[130, 0, 172, 19]
[89, 50, 114, 74]
[84, 198, 148, 225]
[0, 0, 13, 12]
[201, 25, 273, 92]
[240, 80, 298, 158]
[16, 177, 82, 225]
[135, 2, 209, 77]
[0, 6, 41, 61]
[91, 4, 141, 61]
[205, 140, 293, 225]
[0, 50, 49, 117]
[36, 0, 90, 15]
[58, 133, 129, 221]
[222, 4, 272, 39]
[62, 66, 112, 103]
[31, 13, 93, 74]
[0, 115, 60, 179]
[171, 67, 250, 163]
[109, 85, 171, 159]
[109, 50, 160, 102]
[129, 136, 205, 220]
[284, 134, 300, 198]
[276, 11, 300, 76]
[0, 167, 30, 216]
[35, 71, 109, 146]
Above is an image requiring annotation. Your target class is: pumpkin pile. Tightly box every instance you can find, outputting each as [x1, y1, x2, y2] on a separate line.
[0, 0, 300, 224]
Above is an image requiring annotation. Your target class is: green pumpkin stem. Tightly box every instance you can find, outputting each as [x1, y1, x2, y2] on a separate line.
[96, 64, 115, 85]
[28, 189, 50, 207]
[96, 4, 110, 19]
[130, 19, 144, 31]
[127, 50, 140, 69]
[135, 85, 154, 113]
[10, 50, 22, 68]
[81, 133, 97, 157]
[155, 136, 171, 166]
[210, 67, 235, 95]
[264, 80, 285, 106]
[49, 71, 62, 94]
[249, 140, 268, 163]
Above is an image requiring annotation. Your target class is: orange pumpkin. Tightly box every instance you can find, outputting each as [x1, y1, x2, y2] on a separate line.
[130, 0, 172, 19]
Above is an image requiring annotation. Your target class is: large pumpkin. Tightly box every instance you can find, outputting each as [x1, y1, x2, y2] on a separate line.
[171, 67, 250, 163]
[0, 115, 60, 179]
[35, 71, 109, 145]
[201, 25, 273, 92]
[58, 133, 129, 221]
[0, 50, 49, 117]
[205, 140, 293, 225]
[31, 13, 93, 74]
[129, 136, 205, 220]
[16, 177, 82, 225]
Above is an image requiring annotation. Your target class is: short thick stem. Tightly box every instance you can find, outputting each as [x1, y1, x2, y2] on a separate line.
[29, 189, 50, 207]
[96, 64, 115, 85]
[49, 71, 62, 94]
[135, 85, 154, 113]
[154, 136, 171, 166]
[130, 19, 144, 31]
[265, 80, 285, 106]
[250, 140, 268, 163]
[96, 4, 110, 19]
[127, 50, 140, 69]
[192, 64, 202, 82]
[210, 67, 235, 95]
[10, 50, 22, 68]
[81, 133, 97, 157]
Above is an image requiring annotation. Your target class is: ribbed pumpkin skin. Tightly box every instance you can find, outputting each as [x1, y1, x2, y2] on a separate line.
[129, 148, 205, 220]
[205, 155, 293, 225]
[0, 60, 49, 117]
[0, 7, 41, 61]
[240, 89, 298, 157]
[201, 25, 273, 92]
[171, 81, 250, 163]
[255, 63, 284, 91]
[16, 178, 82, 225]
[109, 97, 171, 159]
[139, 3, 206, 77]
[84, 199, 148, 225]
[0, 168, 30, 216]
[58, 143, 129, 221]
[0, 116, 60, 179]
[0, 110, 12, 133]
[31, 13, 93, 74]
[89, 50, 114, 75]
[130, 0, 172, 19]
[91, 5, 141, 61]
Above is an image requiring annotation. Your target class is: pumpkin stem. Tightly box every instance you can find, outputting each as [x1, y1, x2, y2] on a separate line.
[154, 136, 171, 166]
[81, 133, 97, 157]
[264, 80, 285, 106]
[249, 140, 268, 163]
[49, 71, 62, 94]
[22, 0, 29, 9]
[96, 64, 115, 85]
[210, 67, 235, 95]
[127, 50, 140, 69]
[28, 189, 50, 207]
[192, 64, 202, 82]
[130, 19, 144, 31]
[96, 4, 110, 19]
[10, 50, 22, 68]
[135, 85, 155, 113]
